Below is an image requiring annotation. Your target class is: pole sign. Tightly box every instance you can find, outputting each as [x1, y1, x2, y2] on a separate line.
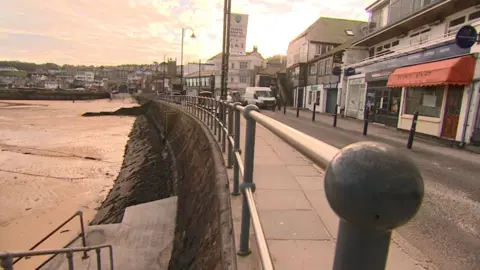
[230, 13, 248, 55]
[455, 25, 478, 49]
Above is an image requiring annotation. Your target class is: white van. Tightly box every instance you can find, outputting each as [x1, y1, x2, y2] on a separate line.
[242, 87, 276, 109]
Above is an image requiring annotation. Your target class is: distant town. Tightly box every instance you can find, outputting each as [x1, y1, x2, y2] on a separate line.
[0, 50, 287, 96]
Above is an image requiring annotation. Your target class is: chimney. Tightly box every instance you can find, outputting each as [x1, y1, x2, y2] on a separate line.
[253, 46, 258, 52]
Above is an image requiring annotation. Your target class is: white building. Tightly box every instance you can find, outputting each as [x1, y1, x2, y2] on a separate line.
[208, 46, 265, 95]
[75, 71, 94, 82]
[340, 0, 479, 145]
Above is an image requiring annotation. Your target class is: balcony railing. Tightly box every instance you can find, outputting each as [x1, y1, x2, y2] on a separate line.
[362, 0, 444, 37]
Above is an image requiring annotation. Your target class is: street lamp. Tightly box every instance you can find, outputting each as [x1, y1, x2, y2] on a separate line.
[181, 27, 196, 93]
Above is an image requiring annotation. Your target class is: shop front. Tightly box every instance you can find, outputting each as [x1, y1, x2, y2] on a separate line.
[306, 85, 323, 111]
[324, 83, 338, 114]
[345, 76, 366, 120]
[365, 69, 401, 127]
[387, 55, 475, 141]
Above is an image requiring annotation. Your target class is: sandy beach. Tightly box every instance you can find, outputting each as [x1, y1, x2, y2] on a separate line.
[0, 99, 136, 269]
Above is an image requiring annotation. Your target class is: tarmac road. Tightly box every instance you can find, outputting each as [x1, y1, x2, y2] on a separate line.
[262, 109, 480, 270]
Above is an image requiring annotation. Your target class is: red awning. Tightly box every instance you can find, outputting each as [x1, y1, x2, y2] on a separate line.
[386, 55, 475, 88]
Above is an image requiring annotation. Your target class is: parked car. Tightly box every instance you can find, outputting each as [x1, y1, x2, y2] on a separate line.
[242, 87, 276, 109]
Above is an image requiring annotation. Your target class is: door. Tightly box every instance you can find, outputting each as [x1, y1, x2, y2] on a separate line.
[326, 89, 338, 114]
[441, 86, 464, 139]
[297, 87, 305, 108]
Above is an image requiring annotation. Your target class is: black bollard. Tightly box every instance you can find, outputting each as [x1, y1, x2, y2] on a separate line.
[325, 142, 424, 270]
[363, 106, 369, 136]
[407, 112, 419, 149]
[296, 101, 300, 118]
[312, 102, 317, 121]
[284, 101, 286, 114]
[333, 104, 338, 127]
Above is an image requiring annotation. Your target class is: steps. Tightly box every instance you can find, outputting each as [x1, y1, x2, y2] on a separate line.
[42, 196, 178, 270]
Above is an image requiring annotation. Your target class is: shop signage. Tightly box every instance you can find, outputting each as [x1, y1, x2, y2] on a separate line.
[455, 25, 478, 49]
[332, 67, 342, 76]
[362, 42, 470, 74]
[324, 83, 338, 89]
[311, 85, 319, 91]
[365, 68, 395, 82]
[344, 67, 356, 76]
[230, 13, 249, 55]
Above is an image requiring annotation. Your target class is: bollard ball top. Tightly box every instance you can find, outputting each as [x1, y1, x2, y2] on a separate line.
[324, 142, 424, 231]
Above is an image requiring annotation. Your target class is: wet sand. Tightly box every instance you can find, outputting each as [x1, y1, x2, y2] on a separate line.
[0, 99, 136, 269]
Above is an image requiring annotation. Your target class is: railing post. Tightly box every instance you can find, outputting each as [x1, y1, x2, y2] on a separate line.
[96, 248, 102, 270]
[217, 102, 222, 142]
[238, 104, 260, 256]
[1, 255, 13, 270]
[232, 103, 241, 196]
[222, 102, 227, 153]
[210, 98, 216, 132]
[227, 103, 234, 169]
[206, 99, 211, 127]
[325, 142, 424, 270]
[214, 99, 218, 135]
[66, 251, 74, 270]
[78, 212, 89, 259]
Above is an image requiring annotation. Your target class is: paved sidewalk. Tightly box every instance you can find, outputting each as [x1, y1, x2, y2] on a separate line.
[223, 117, 434, 270]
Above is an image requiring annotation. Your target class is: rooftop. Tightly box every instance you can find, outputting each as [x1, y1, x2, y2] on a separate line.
[291, 17, 367, 45]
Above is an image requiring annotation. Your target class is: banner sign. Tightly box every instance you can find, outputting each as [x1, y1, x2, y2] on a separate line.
[230, 13, 248, 55]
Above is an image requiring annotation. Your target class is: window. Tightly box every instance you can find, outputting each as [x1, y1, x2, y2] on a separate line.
[369, 47, 375, 58]
[324, 59, 332, 75]
[316, 44, 322, 54]
[391, 40, 400, 47]
[449, 16, 466, 28]
[309, 63, 317, 75]
[318, 60, 325, 75]
[468, 10, 480, 21]
[230, 76, 234, 83]
[240, 61, 248, 69]
[240, 76, 248, 83]
[231, 62, 235, 69]
[345, 29, 355, 36]
[404, 86, 444, 117]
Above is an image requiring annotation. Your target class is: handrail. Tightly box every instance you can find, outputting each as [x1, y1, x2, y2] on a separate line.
[12, 210, 88, 265]
[0, 244, 114, 270]
[159, 94, 424, 270]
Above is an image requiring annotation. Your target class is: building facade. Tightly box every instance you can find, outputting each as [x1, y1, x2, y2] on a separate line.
[208, 46, 265, 96]
[285, 17, 367, 108]
[184, 70, 215, 96]
[339, 0, 480, 146]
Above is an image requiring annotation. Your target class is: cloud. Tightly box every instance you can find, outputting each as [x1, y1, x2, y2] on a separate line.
[0, 0, 369, 65]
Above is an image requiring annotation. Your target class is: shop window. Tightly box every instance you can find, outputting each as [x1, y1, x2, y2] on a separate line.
[404, 86, 444, 117]
[308, 91, 313, 105]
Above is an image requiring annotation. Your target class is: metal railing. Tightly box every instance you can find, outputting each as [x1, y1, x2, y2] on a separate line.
[0, 211, 109, 270]
[162, 95, 425, 270]
[0, 244, 114, 270]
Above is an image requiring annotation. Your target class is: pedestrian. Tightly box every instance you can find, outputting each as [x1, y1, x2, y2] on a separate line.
[277, 94, 283, 111]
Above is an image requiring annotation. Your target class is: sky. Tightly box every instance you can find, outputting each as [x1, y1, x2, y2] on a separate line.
[0, 0, 371, 66]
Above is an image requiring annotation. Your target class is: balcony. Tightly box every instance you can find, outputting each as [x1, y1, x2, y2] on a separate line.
[355, 0, 477, 47]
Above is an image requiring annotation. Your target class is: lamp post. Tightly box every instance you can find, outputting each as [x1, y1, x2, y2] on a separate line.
[181, 27, 196, 93]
